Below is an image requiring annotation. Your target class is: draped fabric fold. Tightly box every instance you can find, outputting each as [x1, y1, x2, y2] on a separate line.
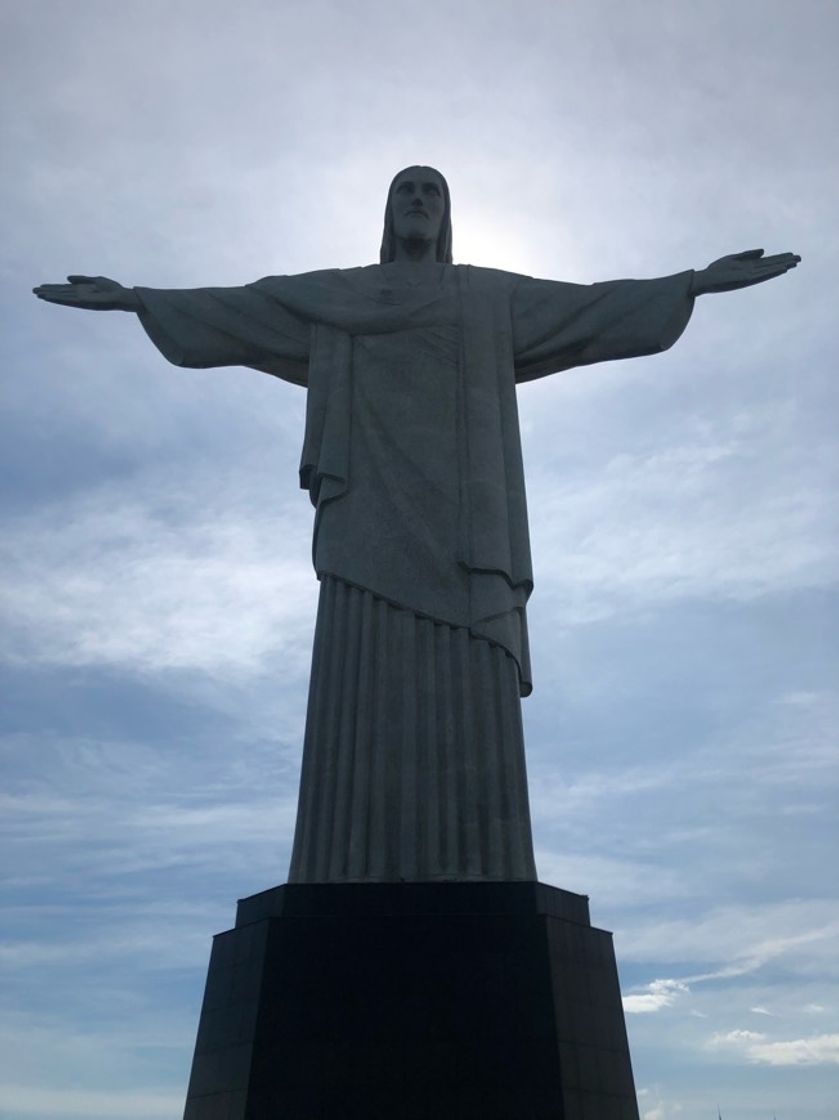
[136, 263, 694, 700]
[133, 261, 695, 882]
[294, 266, 534, 691]
[288, 577, 538, 883]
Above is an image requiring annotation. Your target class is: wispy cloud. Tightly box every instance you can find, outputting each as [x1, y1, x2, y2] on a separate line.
[637, 1086, 684, 1120]
[526, 409, 837, 627]
[535, 850, 692, 909]
[708, 1029, 839, 1066]
[622, 914, 839, 1019]
[1, 473, 316, 680]
[624, 979, 690, 1015]
[618, 901, 839, 973]
[0, 1085, 181, 1118]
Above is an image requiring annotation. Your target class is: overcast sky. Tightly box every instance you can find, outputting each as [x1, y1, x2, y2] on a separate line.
[2, 2, 837, 1118]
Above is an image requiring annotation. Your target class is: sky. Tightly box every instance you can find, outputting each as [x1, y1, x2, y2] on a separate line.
[1, 1, 837, 1118]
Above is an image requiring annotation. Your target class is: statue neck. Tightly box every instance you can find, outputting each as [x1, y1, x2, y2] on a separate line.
[392, 236, 438, 264]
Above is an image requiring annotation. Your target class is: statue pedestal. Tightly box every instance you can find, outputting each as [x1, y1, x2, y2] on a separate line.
[182, 882, 639, 1120]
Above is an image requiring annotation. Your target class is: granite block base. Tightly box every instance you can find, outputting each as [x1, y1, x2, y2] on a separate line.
[182, 882, 639, 1120]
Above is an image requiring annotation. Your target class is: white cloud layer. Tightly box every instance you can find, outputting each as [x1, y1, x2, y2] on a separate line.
[618, 901, 839, 975]
[1, 471, 316, 679]
[526, 406, 837, 627]
[624, 979, 690, 1015]
[709, 1029, 839, 1067]
[0, 1086, 180, 1118]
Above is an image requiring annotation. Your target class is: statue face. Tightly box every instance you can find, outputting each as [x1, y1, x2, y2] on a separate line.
[390, 168, 445, 247]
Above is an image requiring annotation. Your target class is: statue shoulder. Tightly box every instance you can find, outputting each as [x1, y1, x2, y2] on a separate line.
[455, 264, 524, 293]
[251, 267, 346, 289]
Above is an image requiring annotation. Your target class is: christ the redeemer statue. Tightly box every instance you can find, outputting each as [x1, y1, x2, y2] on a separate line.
[34, 166, 799, 886]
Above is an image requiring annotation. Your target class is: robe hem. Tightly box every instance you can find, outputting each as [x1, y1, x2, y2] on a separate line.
[315, 569, 532, 696]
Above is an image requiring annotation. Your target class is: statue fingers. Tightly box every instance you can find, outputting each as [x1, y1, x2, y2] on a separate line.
[742, 265, 797, 287]
[33, 284, 79, 300]
[707, 249, 764, 269]
[755, 252, 800, 268]
[749, 261, 799, 278]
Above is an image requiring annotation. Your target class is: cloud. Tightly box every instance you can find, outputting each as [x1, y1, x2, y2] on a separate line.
[637, 1086, 684, 1120]
[0, 1085, 180, 1118]
[0, 472, 317, 680]
[621, 912, 839, 1022]
[748, 1034, 839, 1066]
[534, 850, 692, 909]
[617, 901, 839, 975]
[711, 1029, 766, 1044]
[0, 925, 208, 972]
[1, 757, 300, 894]
[709, 1029, 839, 1067]
[624, 979, 690, 1015]
[531, 763, 679, 818]
[525, 408, 838, 628]
[685, 926, 839, 986]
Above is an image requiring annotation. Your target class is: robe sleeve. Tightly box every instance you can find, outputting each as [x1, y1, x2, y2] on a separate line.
[134, 279, 310, 387]
[512, 271, 695, 383]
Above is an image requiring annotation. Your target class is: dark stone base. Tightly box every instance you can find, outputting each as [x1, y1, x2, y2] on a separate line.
[183, 882, 639, 1120]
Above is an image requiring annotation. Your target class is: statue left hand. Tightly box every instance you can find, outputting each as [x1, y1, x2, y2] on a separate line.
[691, 249, 800, 295]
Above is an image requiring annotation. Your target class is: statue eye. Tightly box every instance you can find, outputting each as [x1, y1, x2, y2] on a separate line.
[424, 184, 441, 196]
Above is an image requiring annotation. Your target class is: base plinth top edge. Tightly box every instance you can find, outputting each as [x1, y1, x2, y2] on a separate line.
[232, 879, 592, 928]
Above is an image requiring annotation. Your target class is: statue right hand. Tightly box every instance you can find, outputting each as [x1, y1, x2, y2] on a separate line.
[33, 275, 141, 311]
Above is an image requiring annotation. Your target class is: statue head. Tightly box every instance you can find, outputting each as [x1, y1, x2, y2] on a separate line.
[379, 166, 453, 264]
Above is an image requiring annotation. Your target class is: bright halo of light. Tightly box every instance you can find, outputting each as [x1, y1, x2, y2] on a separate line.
[455, 215, 537, 273]
[455, 207, 589, 280]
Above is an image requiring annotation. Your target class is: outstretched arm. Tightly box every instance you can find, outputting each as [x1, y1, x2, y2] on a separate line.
[33, 275, 141, 311]
[512, 248, 801, 382]
[690, 249, 800, 295]
[34, 274, 311, 386]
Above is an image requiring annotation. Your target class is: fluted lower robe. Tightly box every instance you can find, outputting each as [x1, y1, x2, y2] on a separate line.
[289, 578, 536, 882]
[135, 263, 695, 883]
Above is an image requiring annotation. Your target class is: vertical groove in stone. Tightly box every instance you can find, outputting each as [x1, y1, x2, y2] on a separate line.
[457, 624, 481, 878]
[316, 576, 346, 879]
[499, 641, 533, 879]
[347, 589, 374, 878]
[436, 617, 457, 877]
[288, 576, 537, 883]
[481, 638, 503, 877]
[399, 607, 418, 880]
[419, 617, 439, 875]
[366, 594, 389, 881]
[288, 576, 333, 880]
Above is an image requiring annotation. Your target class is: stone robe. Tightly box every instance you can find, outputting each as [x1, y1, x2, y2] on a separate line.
[135, 263, 694, 881]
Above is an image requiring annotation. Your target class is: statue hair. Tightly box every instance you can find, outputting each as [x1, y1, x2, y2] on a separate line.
[379, 166, 453, 264]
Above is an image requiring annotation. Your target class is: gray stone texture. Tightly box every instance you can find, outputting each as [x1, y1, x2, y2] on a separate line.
[132, 257, 695, 884]
[288, 577, 537, 883]
[33, 170, 798, 886]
